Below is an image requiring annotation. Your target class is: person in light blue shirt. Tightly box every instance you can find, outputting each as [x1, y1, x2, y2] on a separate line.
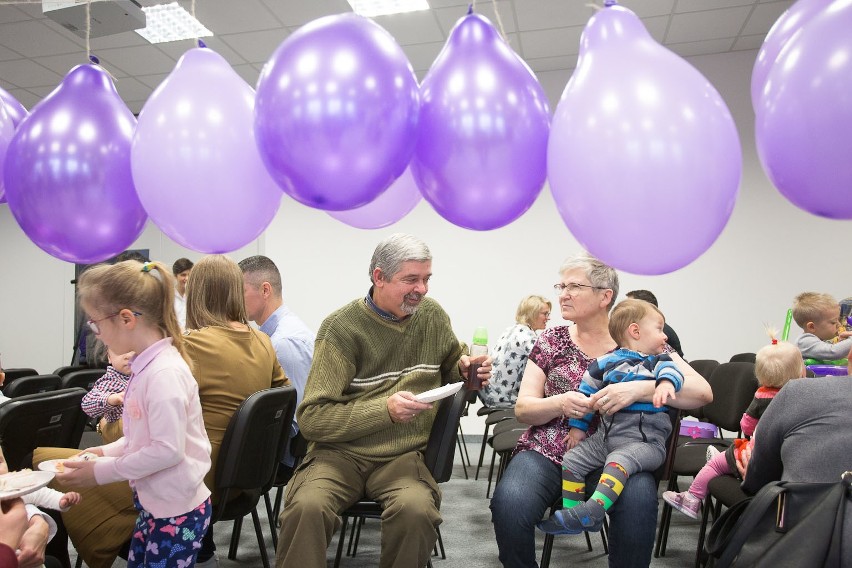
[239, 255, 315, 469]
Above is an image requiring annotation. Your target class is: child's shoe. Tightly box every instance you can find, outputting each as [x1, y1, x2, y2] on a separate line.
[536, 503, 604, 535]
[706, 445, 721, 462]
[662, 490, 702, 519]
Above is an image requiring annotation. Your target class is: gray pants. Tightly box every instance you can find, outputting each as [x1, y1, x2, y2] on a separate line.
[563, 411, 671, 477]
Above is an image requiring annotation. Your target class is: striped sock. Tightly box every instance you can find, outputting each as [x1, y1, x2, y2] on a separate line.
[561, 466, 585, 509]
[587, 462, 629, 519]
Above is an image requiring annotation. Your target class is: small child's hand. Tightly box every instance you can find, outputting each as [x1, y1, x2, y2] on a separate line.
[838, 330, 852, 340]
[653, 381, 676, 408]
[106, 392, 125, 407]
[59, 492, 82, 509]
[561, 428, 587, 451]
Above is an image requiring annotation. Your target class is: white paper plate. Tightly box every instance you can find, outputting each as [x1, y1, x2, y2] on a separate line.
[37, 452, 100, 474]
[0, 470, 54, 500]
[414, 381, 465, 403]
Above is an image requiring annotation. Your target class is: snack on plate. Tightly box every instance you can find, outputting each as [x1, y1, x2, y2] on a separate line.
[56, 452, 98, 473]
[0, 469, 35, 491]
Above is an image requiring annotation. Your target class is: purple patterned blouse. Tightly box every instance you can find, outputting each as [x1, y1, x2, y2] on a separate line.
[514, 325, 597, 465]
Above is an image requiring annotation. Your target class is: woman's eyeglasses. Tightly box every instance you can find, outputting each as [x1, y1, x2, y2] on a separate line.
[553, 283, 604, 296]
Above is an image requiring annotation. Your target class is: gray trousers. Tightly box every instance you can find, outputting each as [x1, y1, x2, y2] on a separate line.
[563, 411, 671, 477]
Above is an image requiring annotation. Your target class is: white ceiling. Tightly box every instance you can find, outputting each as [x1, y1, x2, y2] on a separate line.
[0, 0, 793, 114]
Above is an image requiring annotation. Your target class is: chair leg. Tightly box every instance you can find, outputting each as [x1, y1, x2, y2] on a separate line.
[695, 495, 713, 568]
[540, 532, 554, 568]
[457, 423, 471, 466]
[436, 526, 446, 559]
[251, 508, 271, 568]
[583, 530, 592, 552]
[601, 517, 609, 554]
[654, 477, 676, 557]
[456, 426, 469, 479]
[351, 517, 364, 557]
[334, 516, 350, 568]
[228, 517, 243, 559]
[263, 491, 278, 550]
[75, 556, 83, 568]
[485, 446, 497, 498]
[475, 424, 492, 480]
[273, 484, 285, 525]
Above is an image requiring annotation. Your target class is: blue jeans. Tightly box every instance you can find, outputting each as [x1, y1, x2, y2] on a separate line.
[490, 450, 658, 568]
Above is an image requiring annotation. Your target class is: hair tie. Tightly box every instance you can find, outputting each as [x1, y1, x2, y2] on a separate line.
[141, 262, 154, 273]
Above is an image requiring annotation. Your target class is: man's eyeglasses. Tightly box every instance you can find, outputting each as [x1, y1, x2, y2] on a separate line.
[87, 311, 142, 335]
[553, 283, 604, 296]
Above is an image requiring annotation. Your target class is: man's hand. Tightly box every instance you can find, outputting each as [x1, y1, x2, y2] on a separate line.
[17, 515, 49, 568]
[459, 355, 493, 387]
[387, 392, 433, 423]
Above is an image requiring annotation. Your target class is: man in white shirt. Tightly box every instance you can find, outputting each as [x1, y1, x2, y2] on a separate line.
[239, 255, 315, 470]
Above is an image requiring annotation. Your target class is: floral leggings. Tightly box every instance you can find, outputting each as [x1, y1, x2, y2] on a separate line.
[128, 492, 212, 568]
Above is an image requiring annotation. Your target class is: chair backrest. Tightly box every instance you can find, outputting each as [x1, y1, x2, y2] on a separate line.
[703, 362, 759, 433]
[2, 374, 61, 398]
[60, 369, 105, 391]
[657, 408, 681, 484]
[53, 365, 89, 378]
[685, 359, 719, 420]
[0, 388, 88, 469]
[729, 352, 757, 364]
[690, 359, 720, 381]
[0, 368, 39, 392]
[424, 387, 468, 483]
[215, 386, 297, 497]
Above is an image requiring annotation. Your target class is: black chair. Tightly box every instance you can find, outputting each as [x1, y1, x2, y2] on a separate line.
[485, 418, 526, 498]
[0, 388, 88, 469]
[2, 374, 61, 398]
[654, 362, 758, 560]
[333, 386, 469, 568]
[53, 365, 89, 377]
[729, 352, 756, 364]
[60, 368, 104, 391]
[211, 386, 297, 568]
[540, 408, 679, 568]
[0, 367, 39, 392]
[475, 406, 515, 480]
[696, 475, 749, 566]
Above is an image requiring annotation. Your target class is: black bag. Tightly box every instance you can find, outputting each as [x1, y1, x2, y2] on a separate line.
[705, 471, 852, 567]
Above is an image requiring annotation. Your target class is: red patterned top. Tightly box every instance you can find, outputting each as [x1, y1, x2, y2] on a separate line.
[514, 326, 598, 465]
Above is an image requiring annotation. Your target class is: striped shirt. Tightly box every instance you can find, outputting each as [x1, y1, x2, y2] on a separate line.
[81, 366, 129, 423]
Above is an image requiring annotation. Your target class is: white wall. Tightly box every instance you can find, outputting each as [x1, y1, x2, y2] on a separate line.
[1, 49, 850, 434]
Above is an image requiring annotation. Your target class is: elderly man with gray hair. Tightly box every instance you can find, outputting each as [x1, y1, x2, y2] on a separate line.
[275, 233, 491, 568]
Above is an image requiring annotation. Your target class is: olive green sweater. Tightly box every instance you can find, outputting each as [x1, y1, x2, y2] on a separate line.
[297, 296, 465, 461]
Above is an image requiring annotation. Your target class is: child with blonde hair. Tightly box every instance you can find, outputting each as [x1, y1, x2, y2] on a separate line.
[792, 292, 852, 360]
[538, 299, 683, 534]
[663, 337, 805, 518]
[56, 260, 212, 568]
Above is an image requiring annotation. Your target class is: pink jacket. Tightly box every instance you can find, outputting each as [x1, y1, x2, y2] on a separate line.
[93, 338, 212, 518]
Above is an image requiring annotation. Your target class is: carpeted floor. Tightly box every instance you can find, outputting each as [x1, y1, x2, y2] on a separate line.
[73, 440, 713, 567]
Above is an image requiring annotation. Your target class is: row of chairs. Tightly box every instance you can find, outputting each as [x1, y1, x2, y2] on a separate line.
[1, 366, 104, 398]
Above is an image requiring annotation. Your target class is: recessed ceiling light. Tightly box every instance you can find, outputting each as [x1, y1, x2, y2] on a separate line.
[347, 0, 430, 18]
[135, 2, 212, 44]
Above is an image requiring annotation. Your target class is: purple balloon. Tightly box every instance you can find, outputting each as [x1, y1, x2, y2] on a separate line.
[132, 48, 282, 253]
[327, 166, 421, 229]
[255, 14, 419, 211]
[755, 0, 852, 219]
[0, 89, 28, 203]
[3, 64, 147, 264]
[412, 12, 550, 231]
[548, 5, 741, 275]
[752, 0, 831, 110]
[0, 86, 28, 127]
[0, 102, 13, 203]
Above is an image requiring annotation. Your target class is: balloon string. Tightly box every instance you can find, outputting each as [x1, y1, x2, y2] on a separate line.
[192, 0, 200, 47]
[85, 0, 91, 60]
[490, 0, 508, 42]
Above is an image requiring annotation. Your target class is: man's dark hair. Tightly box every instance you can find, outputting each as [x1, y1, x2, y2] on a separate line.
[172, 257, 194, 275]
[625, 289, 658, 307]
